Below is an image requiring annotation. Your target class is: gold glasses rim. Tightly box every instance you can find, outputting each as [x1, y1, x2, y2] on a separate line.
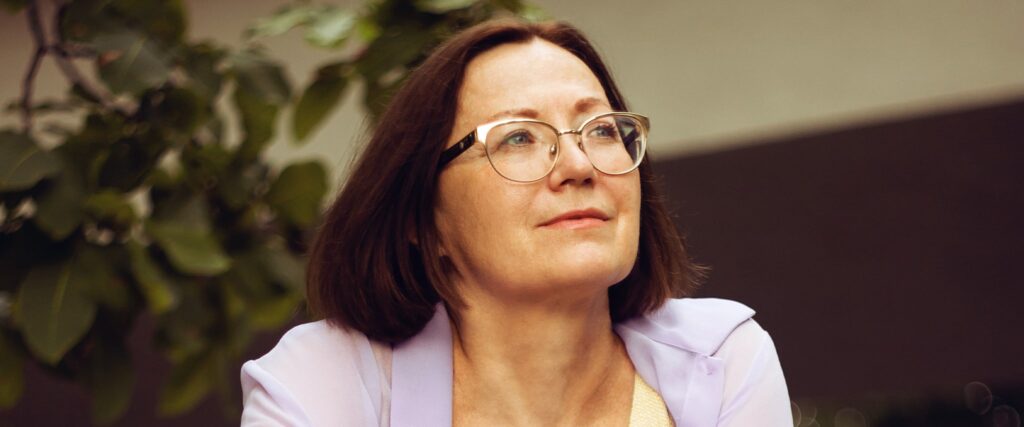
[437, 111, 650, 183]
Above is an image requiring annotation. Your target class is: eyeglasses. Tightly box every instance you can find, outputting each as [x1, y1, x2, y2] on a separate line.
[437, 112, 650, 183]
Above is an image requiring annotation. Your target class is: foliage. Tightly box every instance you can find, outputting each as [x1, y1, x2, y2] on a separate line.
[247, 0, 545, 141]
[0, 0, 542, 424]
[1, 0, 315, 423]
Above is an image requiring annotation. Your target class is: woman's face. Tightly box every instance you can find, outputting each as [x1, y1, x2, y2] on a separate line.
[435, 39, 641, 303]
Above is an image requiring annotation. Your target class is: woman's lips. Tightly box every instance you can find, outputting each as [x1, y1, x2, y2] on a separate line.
[539, 209, 610, 229]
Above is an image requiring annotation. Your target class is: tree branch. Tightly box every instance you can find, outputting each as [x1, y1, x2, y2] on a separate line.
[20, 1, 47, 133]
[20, 49, 45, 133]
[22, 0, 133, 119]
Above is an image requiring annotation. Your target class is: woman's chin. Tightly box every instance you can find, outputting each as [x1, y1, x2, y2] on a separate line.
[549, 248, 634, 282]
[519, 264, 632, 298]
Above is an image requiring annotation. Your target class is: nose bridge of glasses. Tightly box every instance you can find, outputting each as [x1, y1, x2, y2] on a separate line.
[548, 129, 595, 176]
[553, 129, 585, 151]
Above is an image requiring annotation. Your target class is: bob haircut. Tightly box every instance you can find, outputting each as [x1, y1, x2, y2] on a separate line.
[307, 19, 703, 343]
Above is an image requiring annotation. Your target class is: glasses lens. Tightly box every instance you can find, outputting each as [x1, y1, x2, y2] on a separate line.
[485, 121, 557, 182]
[581, 114, 645, 174]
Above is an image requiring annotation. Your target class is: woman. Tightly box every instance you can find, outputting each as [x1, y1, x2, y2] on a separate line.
[241, 19, 791, 426]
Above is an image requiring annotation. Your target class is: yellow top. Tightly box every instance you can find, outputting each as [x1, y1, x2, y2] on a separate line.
[629, 373, 674, 427]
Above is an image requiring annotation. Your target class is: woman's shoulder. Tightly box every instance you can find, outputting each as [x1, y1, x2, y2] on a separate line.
[240, 320, 389, 426]
[245, 320, 372, 377]
[617, 298, 791, 425]
[617, 297, 759, 356]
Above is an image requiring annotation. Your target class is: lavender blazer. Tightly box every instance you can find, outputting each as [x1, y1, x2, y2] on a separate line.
[241, 298, 792, 426]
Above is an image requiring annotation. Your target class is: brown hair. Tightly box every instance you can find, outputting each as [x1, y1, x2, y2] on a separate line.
[306, 19, 702, 343]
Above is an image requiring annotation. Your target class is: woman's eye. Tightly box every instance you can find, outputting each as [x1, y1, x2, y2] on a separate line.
[501, 131, 534, 146]
[588, 124, 618, 139]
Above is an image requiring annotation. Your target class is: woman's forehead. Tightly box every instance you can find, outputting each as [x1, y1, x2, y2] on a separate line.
[456, 39, 610, 123]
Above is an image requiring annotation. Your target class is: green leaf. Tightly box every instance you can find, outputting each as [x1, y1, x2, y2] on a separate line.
[4, 99, 79, 114]
[84, 190, 137, 227]
[127, 240, 178, 314]
[217, 244, 304, 334]
[16, 259, 98, 365]
[245, 4, 316, 39]
[155, 283, 214, 363]
[221, 281, 247, 321]
[353, 16, 381, 42]
[491, 0, 522, 11]
[60, 0, 185, 45]
[182, 43, 228, 101]
[158, 351, 219, 416]
[150, 193, 209, 225]
[70, 83, 104, 105]
[0, 254, 28, 295]
[264, 245, 305, 290]
[86, 343, 134, 425]
[231, 49, 292, 106]
[108, 0, 186, 45]
[0, 332, 24, 409]
[206, 116, 226, 144]
[93, 30, 172, 95]
[0, 224, 58, 293]
[59, 0, 111, 43]
[59, 113, 126, 176]
[248, 293, 299, 330]
[356, 25, 434, 83]
[139, 87, 208, 139]
[221, 245, 305, 332]
[33, 166, 86, 240]
[217, 163, 267, 210]
[147, 221, 231, 276]
[0, 0, 26, 13]
[229, 49, 290, 160]
[146, 166, 177, 191]
[215, 289, 254, 380]
[233, 89, 279, 162]
[75, 245, 131, 311]
[181, 142, 231, 184]
[363, 74, 407, 122]
[413, 0, 477, 13]
[292, 63, 348, 143]
[97, 136, 169, 192]
[0, 131, 61, 192]
[266, 161, 327, 228]
[304, 7, 356, 49]
[223, 248, 273, 301]
[517, 2, 548, 21]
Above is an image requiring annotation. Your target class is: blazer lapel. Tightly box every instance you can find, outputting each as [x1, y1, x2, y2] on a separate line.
[615, 298, 753, 427]
[390, 305, 453, 426]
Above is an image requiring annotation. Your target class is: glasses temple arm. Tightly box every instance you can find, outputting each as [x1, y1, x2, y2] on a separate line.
[438, 132, 476, 168]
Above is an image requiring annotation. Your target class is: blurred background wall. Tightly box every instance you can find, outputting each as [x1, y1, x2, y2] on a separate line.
[2, 0, 1022, 426]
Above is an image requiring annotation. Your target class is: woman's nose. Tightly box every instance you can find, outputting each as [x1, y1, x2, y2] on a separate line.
[547, 132, 595, 187]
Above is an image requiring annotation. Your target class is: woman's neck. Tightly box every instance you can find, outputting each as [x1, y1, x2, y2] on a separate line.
[451, 293, 635, 426]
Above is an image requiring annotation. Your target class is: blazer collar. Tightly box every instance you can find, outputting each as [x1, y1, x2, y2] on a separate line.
[389, 300, 749, 426]
[390, 305, 454, 426]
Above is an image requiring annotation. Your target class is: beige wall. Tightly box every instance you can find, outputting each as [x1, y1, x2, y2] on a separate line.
[548, 1, 1024, 154]
[2, 1, 1023, 184]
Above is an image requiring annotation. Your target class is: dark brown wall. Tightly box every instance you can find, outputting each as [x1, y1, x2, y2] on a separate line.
[657, 98, 1024, 400]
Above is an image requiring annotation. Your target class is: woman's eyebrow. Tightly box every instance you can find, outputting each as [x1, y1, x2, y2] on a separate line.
[482, 97, 610, 123]
[574, 96, 611, 113]
[485, 108, 539, 122]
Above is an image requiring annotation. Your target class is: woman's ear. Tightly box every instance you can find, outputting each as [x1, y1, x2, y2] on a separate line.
[409, 221, 450, 259]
